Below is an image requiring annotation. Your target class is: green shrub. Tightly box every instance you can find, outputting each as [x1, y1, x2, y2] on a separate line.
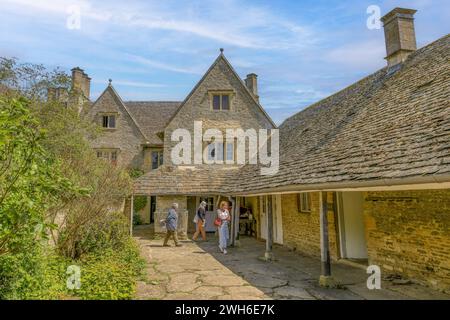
[133, 212, 143, 225]
[0, 246, 69, 300]
[76, 240, 145, 300]
[58, 211, 130, 259]
[133, 195, 148, 213]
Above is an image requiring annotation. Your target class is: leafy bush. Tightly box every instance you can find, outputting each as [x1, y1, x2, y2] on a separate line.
[133, 195, 148, 213]
[0, 58, 144, 300]
[0, 246, 69, 300]
[58, 211, 130, 259]
[133, 213, 143, 225]
[76, 240, 145, 300]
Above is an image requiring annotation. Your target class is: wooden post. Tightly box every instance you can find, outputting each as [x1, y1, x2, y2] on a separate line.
[320, 191, 331, 276]
[235, 197, 241, 246]
[229, 196, 236, 247]
[264, 195, 274, 260]
[130, 194, 134, 236]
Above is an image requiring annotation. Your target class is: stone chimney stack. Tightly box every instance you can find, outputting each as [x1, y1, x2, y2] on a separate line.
[71, 67, 90, 99]
[245, 73, 259, 102]
[381, 8, 417, 67]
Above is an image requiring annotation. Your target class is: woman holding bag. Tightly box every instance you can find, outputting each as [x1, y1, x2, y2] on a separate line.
[192, 201, 207, 241]
[216, 201, 231, 254]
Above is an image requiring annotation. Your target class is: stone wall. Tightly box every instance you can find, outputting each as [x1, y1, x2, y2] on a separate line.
[154, 195, 188, 239]
[163, 56, 274, 168]
[364, 189, 450, 292]
[281, 192, 339, 259]
[87, 86, 144, 169]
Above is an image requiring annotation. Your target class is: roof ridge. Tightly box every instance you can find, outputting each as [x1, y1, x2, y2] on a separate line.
[281, 33, 450, 128]
[125, 100, 182, 103]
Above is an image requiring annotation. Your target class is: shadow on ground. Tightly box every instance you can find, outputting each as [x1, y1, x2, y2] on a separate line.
[133, 225, 449, 300]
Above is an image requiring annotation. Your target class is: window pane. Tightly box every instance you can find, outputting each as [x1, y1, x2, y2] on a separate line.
[207, 143, 215, 160]
[111, 151, 117, 161]
[97, 151, 102, 158]
[152, 151, 159, 169]
[216, 142, 224, 161]
[226, 142, 234, 161]
[212, 95, 220, 110]
[102, 116, 108, 128]
[109, 115, 116, 128]
[222, 95, 229, 110]
[159, 152, 163, 166]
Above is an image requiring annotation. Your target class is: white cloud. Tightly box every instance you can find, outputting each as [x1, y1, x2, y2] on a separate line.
[125, 54, 203, 75]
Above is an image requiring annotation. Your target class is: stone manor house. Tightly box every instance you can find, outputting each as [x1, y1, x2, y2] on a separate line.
[53, 8, 449, 292]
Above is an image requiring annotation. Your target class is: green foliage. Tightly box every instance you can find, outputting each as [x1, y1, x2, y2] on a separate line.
[133, 213, 143, 225]
[0, 97, 79, 257]
[0, 58, 143, 300]
[76, 240, 145, 300]
[129, 168, 144, 179]
[0, 246, 70, 299]
[58, 211, 130, 259]
[133, 195, 148, 213]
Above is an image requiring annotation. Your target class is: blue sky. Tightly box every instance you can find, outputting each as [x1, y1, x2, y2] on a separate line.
[1, 0, 449, 124]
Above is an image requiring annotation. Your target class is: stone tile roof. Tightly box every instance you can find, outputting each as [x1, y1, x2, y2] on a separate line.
[133, 34, 450, 195]
[233, 34, 450, 193]
[125, 101, 180, 145]
[133, 166, 238, 195]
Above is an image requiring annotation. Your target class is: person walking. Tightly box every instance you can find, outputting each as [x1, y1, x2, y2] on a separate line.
[163, 203, 182, 247]
[192, 201, 207, 241]
[217, 201, 231, 254]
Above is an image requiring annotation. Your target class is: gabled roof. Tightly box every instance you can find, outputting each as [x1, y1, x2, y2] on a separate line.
[125, 101, 180, 145]
[90, 84, 148, 141]
[166, 52, 277, 129]
[232, 34, 450, 194]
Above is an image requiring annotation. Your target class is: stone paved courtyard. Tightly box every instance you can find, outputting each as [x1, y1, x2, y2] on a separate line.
[133, 225, 449, 300]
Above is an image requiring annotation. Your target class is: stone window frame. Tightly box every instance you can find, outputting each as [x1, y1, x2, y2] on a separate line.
[95, 148, 120, 165]
[208, 90, 235, 111]
[98, 112, 119, 130]
[297, 192, 312, 213]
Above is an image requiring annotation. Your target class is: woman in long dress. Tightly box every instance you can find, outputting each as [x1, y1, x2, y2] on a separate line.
[217, 200, 231, 254]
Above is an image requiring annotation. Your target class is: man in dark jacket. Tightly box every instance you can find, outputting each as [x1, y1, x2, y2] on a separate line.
[163, 203, 182, 247]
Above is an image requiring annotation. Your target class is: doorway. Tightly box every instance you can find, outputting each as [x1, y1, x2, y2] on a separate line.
[259, 195, 283, 244]
[150, 196, 156, 223]
[337, 192, 368, 261]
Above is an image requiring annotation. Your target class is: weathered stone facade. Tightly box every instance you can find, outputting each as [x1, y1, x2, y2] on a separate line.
[154, 195, 188, 239]
[281, 192, 339, 259]
[86, 86, 145, 169]
[279, 190, 450, 293]
[163, 55, 274, 168]
[364, 189, 450, 292]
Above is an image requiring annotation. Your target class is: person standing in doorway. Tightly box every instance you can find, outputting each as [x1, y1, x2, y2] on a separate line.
[163, 203, 182, 247]
[192, 201, 207, 241]
[217, 201, 231, 254]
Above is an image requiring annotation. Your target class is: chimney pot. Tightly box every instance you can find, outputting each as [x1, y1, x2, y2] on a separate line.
[381, 7, 417, 67]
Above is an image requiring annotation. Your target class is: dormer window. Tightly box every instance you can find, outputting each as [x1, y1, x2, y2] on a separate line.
[102, 115, 116, 128]
[210, 91, 233, 111]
